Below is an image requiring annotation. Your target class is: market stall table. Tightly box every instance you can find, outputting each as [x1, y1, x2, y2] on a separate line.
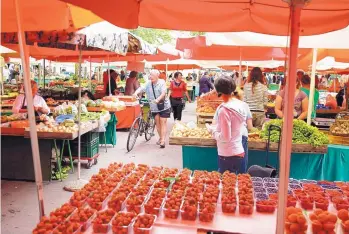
[1, 121, 101, 181]
[169, 137, 349, 181]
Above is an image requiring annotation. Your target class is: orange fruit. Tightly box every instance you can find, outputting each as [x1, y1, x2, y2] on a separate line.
[288, 214, 298, 223]
[323, 222, 335, 231]
[310, 213, 318, 221]
[338, 209, 349, 221]
[312, 220, 323, 232]
[289, 223, 300, 232]
[318, 213, 329, 223]
[297, 215, 306, 225]
[314, 208, 323, 216]
[328, 213, 337, 223]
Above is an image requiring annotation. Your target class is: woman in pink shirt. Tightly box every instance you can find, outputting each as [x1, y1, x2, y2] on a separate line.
[208, 76, 246, 174]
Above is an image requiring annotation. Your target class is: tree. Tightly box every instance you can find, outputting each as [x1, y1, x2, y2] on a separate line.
[130, 27, 173, 46]
[189, 32, 206, 36]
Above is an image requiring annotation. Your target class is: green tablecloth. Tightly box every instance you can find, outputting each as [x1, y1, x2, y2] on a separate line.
[99, 113, 117, 146]
[182, 144, 349, 181]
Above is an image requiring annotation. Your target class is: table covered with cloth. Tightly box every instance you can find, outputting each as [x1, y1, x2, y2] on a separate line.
[114, 104, 141, 129]
[181, 144, 349, 181]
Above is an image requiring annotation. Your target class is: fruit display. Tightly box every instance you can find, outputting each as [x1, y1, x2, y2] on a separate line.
[111, 212, 136, 234]
[181, 199, 198, 221]
[285, 207, 308, 234]
[92, 209, 116, 233]
[310, 209, 337, 234]
[31, 162, 349, 234]
[133, 214, 156, 234]
[196, 102, 220, 113]
[171, 122, 211, 138]
[52, 221, 81, 234]
[69, 207, 96, 231]
[338, 209, 349, 234]
[46, 98, 59, 106]
[0, 113, 27, 123]
[260, 119, 329, 147]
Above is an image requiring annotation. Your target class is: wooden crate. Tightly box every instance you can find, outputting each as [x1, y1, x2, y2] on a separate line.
[169, 135, 216, 146]
[328, 134, 349, 146]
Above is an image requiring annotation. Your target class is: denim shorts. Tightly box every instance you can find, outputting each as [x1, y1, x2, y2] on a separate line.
[152, 108, 171, 118]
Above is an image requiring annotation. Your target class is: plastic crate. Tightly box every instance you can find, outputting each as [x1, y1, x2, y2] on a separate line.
[81, 131, 99, 143]
[64, 137, 100, 158]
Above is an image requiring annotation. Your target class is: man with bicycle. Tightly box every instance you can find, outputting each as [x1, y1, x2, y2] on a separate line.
[134, 70, 171, 148]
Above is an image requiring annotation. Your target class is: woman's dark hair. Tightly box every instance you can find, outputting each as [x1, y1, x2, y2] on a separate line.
[214, 76, 236, 96]
[174, 72, 182, 79]
[129, 71, 138, 78]
[301, 74, 311, 85]
[248, 67, 264, 93]
[81, 90, 95, 100]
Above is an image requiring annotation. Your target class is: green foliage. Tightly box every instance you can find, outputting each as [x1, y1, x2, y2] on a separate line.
[130, 27, 173, 46]
[260, 119, 329, 147]
[189, 31, 206, 36]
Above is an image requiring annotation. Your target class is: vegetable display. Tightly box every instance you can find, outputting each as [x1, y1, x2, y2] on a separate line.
[260, 119, 329, 146]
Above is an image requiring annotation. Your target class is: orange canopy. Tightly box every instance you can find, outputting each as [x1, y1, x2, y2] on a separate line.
[153, 64, 201, 71]
[3, 43, 180, 63]
[59, 0, 349, 36]
[2, 0, 101, 32]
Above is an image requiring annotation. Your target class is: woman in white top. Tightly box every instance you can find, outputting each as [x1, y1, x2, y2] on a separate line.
[13, 80, 50, 115]
[243, 67, 268, 128]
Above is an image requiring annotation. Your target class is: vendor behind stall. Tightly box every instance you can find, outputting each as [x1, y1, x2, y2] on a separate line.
[275, 79, 308, 120]
[12, 80, 50, 115]
[300, 74, 319, 119]
[124, 71, 140, 96]
[105, 70, 119, 95]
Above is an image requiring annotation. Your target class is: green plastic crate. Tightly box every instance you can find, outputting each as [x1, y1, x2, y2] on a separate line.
[65, 137, 100, 158]
[81, 131, 99, 143]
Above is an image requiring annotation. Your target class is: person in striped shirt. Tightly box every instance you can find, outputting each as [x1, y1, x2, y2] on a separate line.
[243, 67, 268, 128]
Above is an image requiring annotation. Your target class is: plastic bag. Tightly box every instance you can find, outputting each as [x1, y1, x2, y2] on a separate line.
[186, 121, 197, 129]
[93, 117, 106, 132]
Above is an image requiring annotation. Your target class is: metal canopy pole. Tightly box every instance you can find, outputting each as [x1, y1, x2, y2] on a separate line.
[15, 0, 45, 219]
[276, 2, 303, 234]
[108, 55, 111, 96]
[89, 56, 92, 91]
[307, 48, 318, 125]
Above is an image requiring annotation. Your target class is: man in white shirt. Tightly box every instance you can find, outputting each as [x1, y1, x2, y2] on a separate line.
[12, 80, 50, 115]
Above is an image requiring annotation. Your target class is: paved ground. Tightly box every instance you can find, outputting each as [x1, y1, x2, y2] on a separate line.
[1, 103, 197, 234]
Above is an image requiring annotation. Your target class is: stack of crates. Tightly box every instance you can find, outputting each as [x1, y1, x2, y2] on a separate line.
[65, 132, 100, 158]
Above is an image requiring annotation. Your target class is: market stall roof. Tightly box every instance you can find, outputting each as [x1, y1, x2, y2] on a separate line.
[206, 26, 349, 49]
[58, 0, 349, 36]
[0, 45, 17, 54]
[148, 59, 201, 71]
[315, 57, 349, 71]
[2, 0, 101, 32]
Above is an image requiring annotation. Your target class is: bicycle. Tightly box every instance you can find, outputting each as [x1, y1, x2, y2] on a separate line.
[126, 100, 156, 152]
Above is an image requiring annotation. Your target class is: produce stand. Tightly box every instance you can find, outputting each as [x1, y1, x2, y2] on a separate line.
[1, 120, 102, 181]
[32, 162, 349, 234]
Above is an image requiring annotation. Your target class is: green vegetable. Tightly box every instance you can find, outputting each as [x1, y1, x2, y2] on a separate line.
[260, 119, 329, 147]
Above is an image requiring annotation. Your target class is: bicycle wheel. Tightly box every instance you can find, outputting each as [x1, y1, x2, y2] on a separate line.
[127, 117, 142, 152]
[145, 114, 156, 141]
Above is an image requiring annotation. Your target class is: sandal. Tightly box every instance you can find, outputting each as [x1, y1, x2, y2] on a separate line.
[156, 140, 161, 145]
[160, 142, 165, 148]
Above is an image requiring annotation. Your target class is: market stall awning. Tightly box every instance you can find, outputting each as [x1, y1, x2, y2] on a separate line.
[206, 26, 349, 49]
[59, 0, 349, 36]
[2, 0, 101, 32]
[1, 21, 155, 56]
[149, 59, 201, 71]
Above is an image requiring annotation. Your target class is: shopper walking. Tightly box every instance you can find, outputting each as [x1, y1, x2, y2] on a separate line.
[199, 72, 214, 95]
[169, 72, 191, 121]
[134, 70, 171, 148]
[243, 67, 268, 128]
[208, 76, 246, 174]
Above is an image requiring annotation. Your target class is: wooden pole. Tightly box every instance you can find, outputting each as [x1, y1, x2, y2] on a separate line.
[15, 0, 45, 219]
[276, 4, 302, 234]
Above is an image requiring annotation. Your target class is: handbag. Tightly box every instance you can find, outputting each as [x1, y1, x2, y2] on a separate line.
[151, 83, 165, 111]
